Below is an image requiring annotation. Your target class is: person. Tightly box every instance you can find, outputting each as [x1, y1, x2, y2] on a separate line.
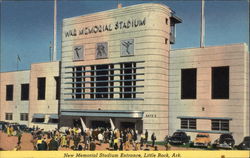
[145, 129, 148, 144]
[10, 126, 14, 136]
[36, 136, 43, 150]
[16, 130, 22, 144]
[98, 132, 104, 145]
[48, 137, 59, 150]
[113, 137, 119, 150]
[90, 139, 96, 151]
[164, 135, 170, 150]
[151, 133, 156, 147]
[61, 135, 67, 147]
[73, 134, 81, 150]
[77, 144, 83, 150]
[7, 126, 10, 136]
[13, 143, 21, 151]
[124, 140, 130, 151]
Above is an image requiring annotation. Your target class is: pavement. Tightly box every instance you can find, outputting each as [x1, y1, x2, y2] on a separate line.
[0, 131, 197, 151]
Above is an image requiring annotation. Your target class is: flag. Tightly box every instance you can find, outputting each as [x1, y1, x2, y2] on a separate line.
[80, 117, 87, 131]
[110, 118, 115, 130]
[17, 55, 21, 62]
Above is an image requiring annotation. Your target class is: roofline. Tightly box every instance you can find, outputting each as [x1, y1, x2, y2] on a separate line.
[171, 43, 248, 51]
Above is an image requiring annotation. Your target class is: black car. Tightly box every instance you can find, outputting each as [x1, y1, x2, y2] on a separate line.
[212, 134, 235, 149]
[236, 136, 250, 150]
[168, 131, 190, 145]
[0, 121, 9, 132]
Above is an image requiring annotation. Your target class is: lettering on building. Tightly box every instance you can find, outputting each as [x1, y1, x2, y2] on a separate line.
[65, 17, 146, 38]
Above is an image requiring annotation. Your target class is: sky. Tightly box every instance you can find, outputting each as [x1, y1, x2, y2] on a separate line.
[0, 0, 249, 72]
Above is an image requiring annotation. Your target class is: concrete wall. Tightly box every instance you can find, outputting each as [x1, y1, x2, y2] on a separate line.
[29, 61, 59, 130]
[0, 70, 30, 125]
[169, 43, 249, 144]
[61, 3, 172, 140]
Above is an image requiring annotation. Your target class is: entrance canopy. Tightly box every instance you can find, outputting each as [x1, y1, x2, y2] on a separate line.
[33, 113, 45, 119]
[61, 110, 143, 118]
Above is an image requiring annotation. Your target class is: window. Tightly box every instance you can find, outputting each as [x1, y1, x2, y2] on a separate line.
[120, 63, 137, 98]
[65, 61, 144, 100]
[20, 113, 28, 121]
[49, 118, 58, 124]
[181, 118, 196, 129]
[181, 68, 197, 99]
[21, 84, 29, 100]
[32, 118, 45, 123]
[211, 119, 229, 131]
[6, 85, 13, 101]
[166, 18, 168, 25]
[54, 77, 60, 100]
[37, 77, 46, 100]
[165, 38, 168, 44]
[5, 113, 13, 120]
[212, 66, 229, 99]
[96, 65, 109, 98]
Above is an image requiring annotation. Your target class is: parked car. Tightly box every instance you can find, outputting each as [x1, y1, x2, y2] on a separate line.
[212, 134, 235, 149]
[235, 136, 250, 150]
[0, 121, 9, 131]
[193, 133, 211, 147]
[168, 131, 190, 145]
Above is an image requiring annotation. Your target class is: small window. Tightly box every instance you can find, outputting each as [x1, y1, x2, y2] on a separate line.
[21, 84, 29, 100]
[5, 113, 13, 120]
[181, 68, 197, 99]
[212, 66, 229, 99]
[32, 118, 45, 123]
[20, 113, 28, 121]
[166, 18, 168, 25]
[181, 118, 196, 129]
[6, 85, 13, 101]
[37, 77, 46, 100]
[211, 119, 229, 131]
[49, 119, 58, 124]
[165, 38, 168, 44]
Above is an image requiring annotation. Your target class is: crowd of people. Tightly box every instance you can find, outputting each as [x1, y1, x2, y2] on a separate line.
[30, 126, 162, 151]
[2, 124, 170, 151]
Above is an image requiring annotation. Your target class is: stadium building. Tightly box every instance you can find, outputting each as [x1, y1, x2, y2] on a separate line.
[0, 3, 249, 143]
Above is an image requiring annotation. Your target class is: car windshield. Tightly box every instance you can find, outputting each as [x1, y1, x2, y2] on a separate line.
[244, 137, 250, 141]
[197, 134, 208, 138]
[221, 134, 233, 139]
[173, 132, 183, 136]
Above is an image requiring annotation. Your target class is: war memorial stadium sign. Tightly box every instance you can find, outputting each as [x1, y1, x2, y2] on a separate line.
[65, 17, 146, 38]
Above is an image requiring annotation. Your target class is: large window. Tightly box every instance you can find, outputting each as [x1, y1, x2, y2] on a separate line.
[181, 118, 196, 129]
[37, 77, 46, 100]
[54, 77, 60, 100]
[21, 84, 29, 100]
[212, 66, 229, 99]
[65, 61, 144, 100]
[20, 113, 28, 121]
[5, 113, 13, 120]
[211, 119, 229, 131]
[120, 63, 137, 98]
[6, 85, 13, 101]
[181, 68, 197, 99]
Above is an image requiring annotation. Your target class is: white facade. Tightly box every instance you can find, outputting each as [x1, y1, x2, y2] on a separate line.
[60, 3, 178, 140]
[0, 70, 30, 125]
[169, 43, 249, 144]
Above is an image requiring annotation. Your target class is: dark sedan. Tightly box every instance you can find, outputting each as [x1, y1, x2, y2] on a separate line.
[212, 134, 235, 149]
[236, 136, 250, 150]
[168, 131, 190, 145]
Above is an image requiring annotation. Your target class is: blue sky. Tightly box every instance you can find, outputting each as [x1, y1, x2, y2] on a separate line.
[0, 0, 249, 72]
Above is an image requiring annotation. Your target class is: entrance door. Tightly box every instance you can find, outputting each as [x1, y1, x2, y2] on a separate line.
[120, 122, 135, 130]
[91, 120, 111, 129]
[73, 119, 81, 127]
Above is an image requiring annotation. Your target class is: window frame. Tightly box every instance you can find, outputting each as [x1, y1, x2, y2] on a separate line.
[181, 68, 197, 99]
[6, 85, 14, 101]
